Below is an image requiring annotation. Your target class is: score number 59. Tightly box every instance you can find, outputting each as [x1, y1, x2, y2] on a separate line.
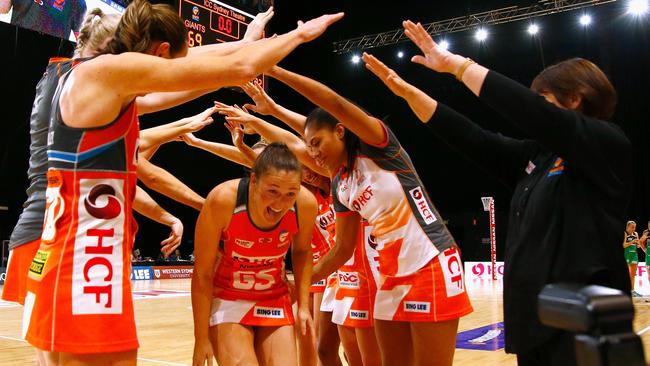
[187, 30, 203, 47]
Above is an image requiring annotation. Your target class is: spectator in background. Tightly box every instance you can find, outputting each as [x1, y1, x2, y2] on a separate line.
[0, 0, 87, 41]
[640, 220, 650, 292]
[169, 249, 182, 261]
[132, 249, 142, 261]
[623, 220, 640, 296]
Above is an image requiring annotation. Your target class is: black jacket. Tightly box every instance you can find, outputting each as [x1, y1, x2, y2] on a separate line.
[427, 70, 633, 353]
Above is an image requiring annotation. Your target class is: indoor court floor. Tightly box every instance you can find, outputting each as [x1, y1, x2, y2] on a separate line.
[1, 277, 649, 365]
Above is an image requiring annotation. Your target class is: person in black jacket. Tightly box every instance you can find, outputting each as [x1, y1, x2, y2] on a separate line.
[360, 20, 633, 366]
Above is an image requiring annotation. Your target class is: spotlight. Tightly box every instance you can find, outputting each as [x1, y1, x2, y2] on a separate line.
[579, 14, 592, 26]
[628, 0, 649, 15]
[439, 40, 450, 50]
[397, 51, 404, 58]
[475, 28, 488, 42]
[528, 24, 539, 35]
[351, 54, 360, 64]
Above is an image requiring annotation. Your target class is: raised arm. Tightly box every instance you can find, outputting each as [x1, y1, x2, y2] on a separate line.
[63, 12, 344, 128]
[216, 103, 329, 177]
[241, 81, 308, 135]
[402, 20, 632, 183]
[137, 158, 205, 211]
[140, 106, 216, 160]
[312, 212, 360, 282]
[292, 188, 318, 336]
[135, 7, 275, 115]
[192, 182, 235, 366]
[268, 66, 386, 146]
[362, 52, 533, 184]
[182, 132, 254, 168]
[133, 186, 183, 256]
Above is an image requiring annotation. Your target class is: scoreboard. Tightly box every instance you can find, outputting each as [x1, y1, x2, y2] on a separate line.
[178, 0, 265, 86]
[178, 0, 256, 47]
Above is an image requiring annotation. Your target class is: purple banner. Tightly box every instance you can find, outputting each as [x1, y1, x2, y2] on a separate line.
[456, 322, 505, 351]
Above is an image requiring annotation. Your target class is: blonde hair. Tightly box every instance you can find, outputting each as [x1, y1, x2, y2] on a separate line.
[105, 0, 187, 55]
[75, 8, 121, 57]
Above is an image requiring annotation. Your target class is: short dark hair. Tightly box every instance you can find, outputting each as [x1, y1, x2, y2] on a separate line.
[252, 142, 301, 178]
[305, 107, 360, 168]
[531, 58, 617, 120]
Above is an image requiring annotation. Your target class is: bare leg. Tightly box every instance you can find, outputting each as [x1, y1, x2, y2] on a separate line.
[316, 308, 342, 366]
[56, 349, 137, 366]
[211, 323, 258, 366]
[255, 325, 298, 366]
[355, 327, 381, 366]
[337, 325, 362, 366]
[374, 319, 413, 366]
[411, 319, 459, 366]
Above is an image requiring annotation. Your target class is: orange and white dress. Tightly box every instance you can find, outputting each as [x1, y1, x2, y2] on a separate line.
[332, 123, 473, 322]
[209, 178, 299, 327]
[309, 189, 336, 293]
[331, 220, 380, 327]
[23, 68, 140, 353]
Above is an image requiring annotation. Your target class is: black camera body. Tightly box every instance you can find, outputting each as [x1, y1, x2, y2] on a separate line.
[538, 284, 646, 366]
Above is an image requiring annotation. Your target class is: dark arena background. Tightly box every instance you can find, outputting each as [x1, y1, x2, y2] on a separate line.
[0, 0, 648, 263]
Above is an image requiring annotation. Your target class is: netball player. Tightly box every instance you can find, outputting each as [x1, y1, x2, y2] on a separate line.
[624, 221, 641, 295]
[216, 99, 384, 366]
[262, 64, 472, 366]
[22, 0, 343, 363]
[192, 143, 318, 366]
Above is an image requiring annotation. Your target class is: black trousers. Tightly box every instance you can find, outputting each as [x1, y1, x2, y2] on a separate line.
[516, 331, 577, 366]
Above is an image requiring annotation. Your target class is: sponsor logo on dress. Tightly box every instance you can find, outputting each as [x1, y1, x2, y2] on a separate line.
[72, 179, 125, 315]
[404, 301, 431, 313]
[409, 186, 436, 225]
[278, 230, 290, 247]
[29, 250, 49, 277]
[349, 310, 368, 320]
[254, 306, 284, 318]
[235, 239, 254, 248]
[259, 237, 273, 244]
[318, 208, 335, 230]
[313, 279, 326, 286]
[337, 271, 360, 289]
[439, 247, 465, 297]
[352, 186, 374, 211]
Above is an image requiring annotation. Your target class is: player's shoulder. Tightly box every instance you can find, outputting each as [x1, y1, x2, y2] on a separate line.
[296, 185, 318, 215]
[205, 179, 240, 209]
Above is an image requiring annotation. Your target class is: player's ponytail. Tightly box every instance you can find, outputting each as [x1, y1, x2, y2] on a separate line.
[106, 0, 186, 56]
[75, 8, 121, 57]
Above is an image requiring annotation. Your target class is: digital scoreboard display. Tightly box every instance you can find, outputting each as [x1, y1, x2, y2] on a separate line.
[178, 0, 265, 86]
[179, 0, 256, 47]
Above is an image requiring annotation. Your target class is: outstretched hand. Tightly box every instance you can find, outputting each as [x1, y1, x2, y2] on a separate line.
[294, 12, 344, 43]
[403, 20, 460, 74]
[224, 119, 246, 148]
[243, 6, 274, 42]
[184, 106, 216, 133]
[160, 218, 183, 257]
[214, 102, 258, 133]
[241, 80, 277, 115]
[362, 52, 412, 97]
